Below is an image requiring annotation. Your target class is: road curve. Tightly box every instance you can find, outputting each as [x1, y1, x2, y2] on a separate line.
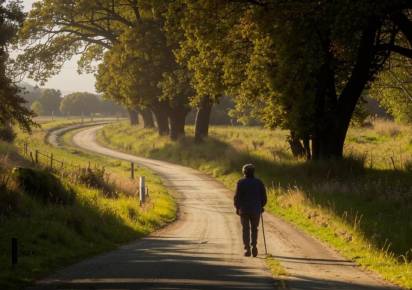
[32, 125, 400, 290]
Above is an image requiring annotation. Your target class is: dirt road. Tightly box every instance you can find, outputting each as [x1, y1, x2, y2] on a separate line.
[32, 125, 400, 290]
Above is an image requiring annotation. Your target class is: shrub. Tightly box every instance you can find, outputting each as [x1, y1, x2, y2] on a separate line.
[0, 123, 15, 143]
[77, 167, 117, 198]
[0, 164, 21, 216]
[12, 167, 75, 205]
[0, 184, 21, 216]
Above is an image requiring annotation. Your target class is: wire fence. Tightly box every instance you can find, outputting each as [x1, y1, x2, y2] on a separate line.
[21, 141, 148, 204]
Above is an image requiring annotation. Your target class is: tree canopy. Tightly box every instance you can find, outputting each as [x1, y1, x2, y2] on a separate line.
[60, 92, 101, 116]
[169, 0, 412, 158]
[16, 0, 412, 158]
[370, 54, 412, 123]
[37, 88, 62, 115]
[0, 0, 35, 131]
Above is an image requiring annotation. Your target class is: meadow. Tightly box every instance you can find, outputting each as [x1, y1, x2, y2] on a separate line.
[98, 118, 412, 289]
[0, 118, 176, 290]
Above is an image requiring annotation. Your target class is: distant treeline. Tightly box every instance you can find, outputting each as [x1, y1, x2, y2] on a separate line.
[21, 83, 126, 116]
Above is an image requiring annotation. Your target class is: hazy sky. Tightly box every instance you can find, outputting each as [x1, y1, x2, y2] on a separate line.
[21, 0, 96, 94]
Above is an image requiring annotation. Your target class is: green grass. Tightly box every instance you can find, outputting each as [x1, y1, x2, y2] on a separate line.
[0, 120, 176, 290]
[266, 255, 288, 289]
[266, 255, 288, 276]
[98, 120, 412, 289]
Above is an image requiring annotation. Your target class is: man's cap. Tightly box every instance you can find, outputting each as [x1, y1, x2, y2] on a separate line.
[242, 164, 255, 175]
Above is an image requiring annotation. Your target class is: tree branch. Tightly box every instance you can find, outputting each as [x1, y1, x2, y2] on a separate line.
[380, 44, 412, 58]
[391, 12, 412, 46]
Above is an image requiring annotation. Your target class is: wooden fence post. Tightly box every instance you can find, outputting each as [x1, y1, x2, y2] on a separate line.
[35, 150, 39, 164]
[131, 162, 135, 179]
[50, 153, 53, 169]
[11, 238, 17, 267]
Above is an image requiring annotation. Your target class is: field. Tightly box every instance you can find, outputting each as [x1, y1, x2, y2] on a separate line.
[98, 119, 412, 289]
[0, 119, 176, 290]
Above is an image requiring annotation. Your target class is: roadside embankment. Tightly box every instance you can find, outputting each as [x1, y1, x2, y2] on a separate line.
[0, 119, 176, 290]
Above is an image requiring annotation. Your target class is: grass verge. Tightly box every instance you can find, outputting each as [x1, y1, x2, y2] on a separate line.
[97, 121, 412, 289]
[0, 119, 176, 290]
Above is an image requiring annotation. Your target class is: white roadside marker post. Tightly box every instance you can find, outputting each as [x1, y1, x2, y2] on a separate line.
[139, 176, 146, 205]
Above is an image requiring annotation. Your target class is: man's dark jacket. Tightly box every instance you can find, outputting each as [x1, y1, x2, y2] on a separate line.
[234, 177, 267, 214]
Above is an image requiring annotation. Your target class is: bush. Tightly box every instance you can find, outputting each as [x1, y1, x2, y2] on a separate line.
[77, 167, 117, 198]
[0, 123, 15, 143]
[12, 167, 75, 205]
[0, 184, 21, 216]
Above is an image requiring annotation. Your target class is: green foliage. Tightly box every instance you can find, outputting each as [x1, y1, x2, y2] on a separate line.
[60, 92, 100, 116]
[38, 89, 62, 115]
[0, 185, 20, 216]
[351, 96, 371, 127]
[186, 96, 241, 125]
[167, 0, 412, 158]
[20, 83, 42, 108]
[77, 167, 117, 198]
[30, 100, 43, 115]
[16, 0, 412, 157]
[0, 123, 15, 142]
[12, 167, 76, 205]
[370, 56, 412, 123]
[0, 0, 35, 132]
[0, 166, 21, 216]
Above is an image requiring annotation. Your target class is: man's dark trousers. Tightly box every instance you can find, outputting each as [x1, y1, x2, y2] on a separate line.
[240, 213, 260, 249]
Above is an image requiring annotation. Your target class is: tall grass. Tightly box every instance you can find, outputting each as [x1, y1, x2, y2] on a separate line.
[0, 120, 176, 290]
[98, 120, 412, 289]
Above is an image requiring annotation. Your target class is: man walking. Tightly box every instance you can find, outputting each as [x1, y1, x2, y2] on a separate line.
[234, 164, 267, 257]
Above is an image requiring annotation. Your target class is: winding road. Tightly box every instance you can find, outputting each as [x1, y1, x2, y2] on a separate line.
[30, 124, 400, 290]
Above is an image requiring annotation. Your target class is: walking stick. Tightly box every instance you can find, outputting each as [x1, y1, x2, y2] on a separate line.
[261, 212, 268, 256]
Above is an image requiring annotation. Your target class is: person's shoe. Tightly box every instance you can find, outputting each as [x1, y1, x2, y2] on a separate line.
[244, 248, 251, 257]
[252, 247, 258, 257]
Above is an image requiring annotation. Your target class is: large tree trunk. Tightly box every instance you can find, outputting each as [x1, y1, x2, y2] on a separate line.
[311, 19, 380, 160]
[151, 102, 170, 136]
[128, 109, 139, 126]
[169, 105, 189, 141]
[194, 96, 213, 143]
[139, 108, 155, 128]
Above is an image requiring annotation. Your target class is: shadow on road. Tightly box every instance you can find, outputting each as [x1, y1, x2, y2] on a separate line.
[29, 236, 398, 290]
[30, 237, 273, 290]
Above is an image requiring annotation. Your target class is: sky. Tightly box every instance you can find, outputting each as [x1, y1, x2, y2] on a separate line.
[21, 0, 96, 94]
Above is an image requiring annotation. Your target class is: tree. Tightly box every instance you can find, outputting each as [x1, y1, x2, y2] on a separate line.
[60, 92, 100, 116]
[99, 98, 126, 116]
[18, 0, 190, 140]
[30, 100, 43, 116]
[38, 88, 61, 115]
[95, 9, 191, 139]
[370, 55, 412, 123]
[177, 0, 412, 159]
[20, 83, 42, 108]
[164, 2, 224, 142]
[0, 0, 35, 132]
